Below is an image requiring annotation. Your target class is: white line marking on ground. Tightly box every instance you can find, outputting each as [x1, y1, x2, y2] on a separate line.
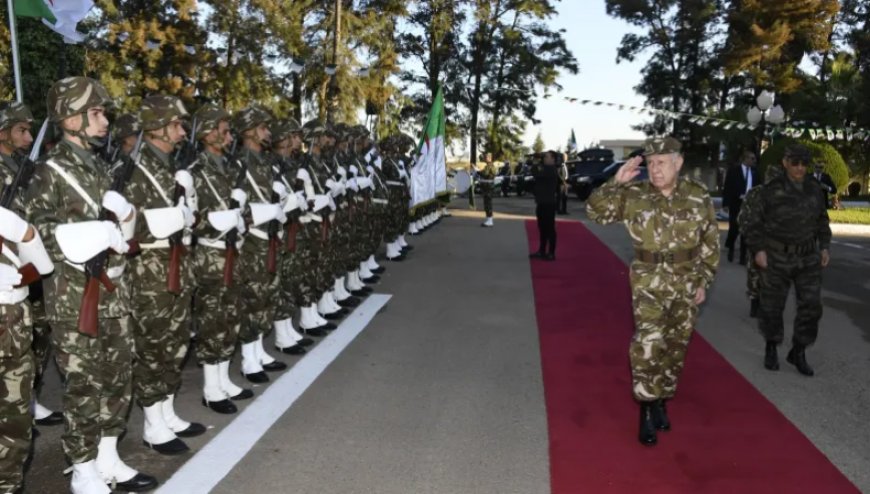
[156, 294, 392, 494]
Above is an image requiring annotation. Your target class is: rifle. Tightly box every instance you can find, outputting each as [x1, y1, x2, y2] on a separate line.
[282, 155, 302, 253]
[222, 139, 244, 287]
[78, 131, 144, 337]
[167, 119, 199, 294]
[265, 155, 286, 273]
[0, 120, 49, 288]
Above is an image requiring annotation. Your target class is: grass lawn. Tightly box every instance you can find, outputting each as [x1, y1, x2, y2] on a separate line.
[830, 208, 870, 225]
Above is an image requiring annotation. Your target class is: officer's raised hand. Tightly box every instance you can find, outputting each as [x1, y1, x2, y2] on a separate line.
[615, 156, 643, 184]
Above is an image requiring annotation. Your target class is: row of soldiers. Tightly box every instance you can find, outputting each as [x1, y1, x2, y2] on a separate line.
[0, 76, 444, 494]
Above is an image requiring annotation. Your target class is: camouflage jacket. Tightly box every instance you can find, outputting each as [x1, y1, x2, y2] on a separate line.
[740, 174, 832, 253]
[587, 176, 719, 290]
[0, 152, 32, 357]
[189, 149, 244, 285]
[25, 140, 130, 321]
[125, 142, 194, 297]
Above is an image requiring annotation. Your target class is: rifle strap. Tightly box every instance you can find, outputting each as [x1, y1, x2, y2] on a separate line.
[44, 160, 99, 214]
[0, 241, 22, 268]
[135, 161, 172, 206]
[200, 170, 229, 210]
[245, 171, 270, 203]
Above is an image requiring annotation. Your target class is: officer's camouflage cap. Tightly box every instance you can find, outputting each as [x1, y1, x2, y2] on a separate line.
[232, 105, 273, 133]
[112, 113, 141, 140]
[193, 102, 231, 140]
[642, 136, 682, 156]
[140, 95, 189, 131]
[46, 76, 113, 122]
[783, 143, 811, 163]
[0, 101, 34, 130]
[302, 119, 326, 141]
[333, 122, 352, 140]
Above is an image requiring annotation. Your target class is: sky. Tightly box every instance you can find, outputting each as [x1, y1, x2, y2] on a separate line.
[524, 1, 652, 150]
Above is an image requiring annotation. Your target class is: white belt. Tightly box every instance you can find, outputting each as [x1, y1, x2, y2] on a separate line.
[140, 234, 193, 250]
[386, 181, 404, 187]
[198, 237, 244, 250]
[64, 261, 125, 280]
[372, 198, 389, 205]
[0, 287, 28, 305]
[248, 228, 269, 241]
[479, 179, 495, 184]
[300, 213, 322, 223]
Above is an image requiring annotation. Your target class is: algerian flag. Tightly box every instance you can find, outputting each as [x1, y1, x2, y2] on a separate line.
[14, 0, 94, 44]
[411, 85, 447, 207]
[568, 129, 578, 152]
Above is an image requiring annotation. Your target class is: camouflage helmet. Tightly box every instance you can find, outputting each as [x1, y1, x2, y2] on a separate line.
[351, 124, 370, 140]
[302, 119, 327, 142]
[193, 102, 231, 140]
[271, 118, 303, 143]
[393, 133, 416, 153]
[140, 95, 189, 131]
[112, 113, 141, 141]
[232, 105, 272, 133]
[46, 76, 113, 122]
[333, 122, 352, 141]
[0, 101, 34, 130]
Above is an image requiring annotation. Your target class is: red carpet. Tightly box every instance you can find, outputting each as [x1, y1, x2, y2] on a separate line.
[526, 220, 859, 494]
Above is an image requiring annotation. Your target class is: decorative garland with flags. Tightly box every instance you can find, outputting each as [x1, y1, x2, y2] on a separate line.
[561, 97, 870, 142]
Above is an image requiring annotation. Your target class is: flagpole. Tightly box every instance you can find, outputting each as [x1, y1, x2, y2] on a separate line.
[6, 0, 24, 102]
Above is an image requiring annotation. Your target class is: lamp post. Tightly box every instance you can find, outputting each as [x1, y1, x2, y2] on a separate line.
[746, 90, 786, 159]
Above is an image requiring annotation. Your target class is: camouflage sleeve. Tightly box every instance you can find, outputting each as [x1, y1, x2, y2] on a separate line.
[696, 193, 720, 289]
[24, 164, 62, 256]
[738, 187, 762, 252]
[817, 204, 832, 251]
[586, 177, 627, 225]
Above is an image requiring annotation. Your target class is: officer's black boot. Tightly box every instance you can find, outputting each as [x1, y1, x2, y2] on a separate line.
[638, 402, 657, 446]
[651, 399, 670, 431]
[786, 345, 814, 376]
[749, 298, 759, 318]
[764, 341, 779, 370]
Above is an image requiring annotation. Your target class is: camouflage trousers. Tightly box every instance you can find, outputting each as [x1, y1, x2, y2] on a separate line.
[746, 258, 760, 299]
[275, 249, 298, 322]
[0, 352, 33, 493]
[629, 284, 698, 402]
[53, 318, 133, 464]
[29, 284, 52, 392]
[758, 250, 822, 347]
[192, 245, 243, 365]
[239, 238, 279, 345]
[291, 226, 323, 307]
[131, 291, 191, 408]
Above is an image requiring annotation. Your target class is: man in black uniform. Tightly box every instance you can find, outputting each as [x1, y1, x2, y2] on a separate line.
[529, 151, 560, 261]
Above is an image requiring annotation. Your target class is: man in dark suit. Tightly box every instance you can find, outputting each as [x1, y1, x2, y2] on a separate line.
[723, 150, 759, 264]
[811, 164, 837, 209]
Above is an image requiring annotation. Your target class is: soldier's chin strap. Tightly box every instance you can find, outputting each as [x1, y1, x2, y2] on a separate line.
[63, 112, 102, 149]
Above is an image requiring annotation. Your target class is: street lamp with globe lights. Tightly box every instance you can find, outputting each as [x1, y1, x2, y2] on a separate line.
[746, 90, 786, 158]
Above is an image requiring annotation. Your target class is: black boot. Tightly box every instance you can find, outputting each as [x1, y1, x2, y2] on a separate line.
[749, 298, 759, 318]
[786, 345, 814, 376]
[764, 341, 779, 371]
[111, 472, 159, 492]
[651, 399, 670, 431]
[638, 402, 657, 446]
[727, 247, 734, 263]
[528, 251, 544, 259]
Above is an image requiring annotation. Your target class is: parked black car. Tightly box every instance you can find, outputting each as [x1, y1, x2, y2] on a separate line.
[571, 157, 647, 200]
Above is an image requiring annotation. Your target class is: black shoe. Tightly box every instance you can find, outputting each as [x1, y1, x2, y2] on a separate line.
[229, 388, 254, 401]
[303, 326, 327, 337]
[651, 400, 671, 431]
[528, 251, 544, 259]
[323, 311, 343, 320]
[174, 422, 207, 438]
[401, 245, 414, 252]
[298, 337, 314, 346]
[371, 266, 386, 274]
[727, 248, 734, 263]
[338, 297, 360, 308]
[110, 472, 159, 492]
[543, 253, 556, 261]
[786, 346, 814, 376]
[362, 275, 380, 284]
[750, 298, 759, 318]
[321, 322, 337, 331]
[638, 402, 658, 446]
[34, 411, 63, 426]
[202, 397, 237, 414]
[143, 437, 189, 455]
[262, 361, 287, 372]
[277, 344, 307, 355]
[764, 341, 780, 371]
[242, 371, 269, 384]
[387, 254, 406, 262]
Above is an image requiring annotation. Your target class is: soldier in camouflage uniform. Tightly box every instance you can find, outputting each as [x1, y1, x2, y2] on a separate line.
[0, 101, 64, 430]
[232, 106, 288, 384]
[379, 136, 409, 261]
[479, 154, 497, 227]
[188, 103, 253, 415]
[739, 159, 785, 319]
[325, 126, 361, 309]
[111, 113, 141, 158]
[393, 135, 415, 254]
[269, 118, 317, 354]
[25, 76, 157, 493]
[740, 144, 831, 377]
[352, 126, 387, 281]
[125, 95, 205, 455]
[587, 136, 719, 447]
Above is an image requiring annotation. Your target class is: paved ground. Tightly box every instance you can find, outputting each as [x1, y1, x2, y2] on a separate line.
[24, 194, 870, 493]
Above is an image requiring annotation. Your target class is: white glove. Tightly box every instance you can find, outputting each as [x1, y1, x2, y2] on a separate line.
[374, 156, 383, 169]
[272, 181, 289, 201]
[297, 191, 308, 212]
[231, 188, 248, 208]
[102, 221, 129, 254]
[175, 170, 194, 191]
[0, 206, 30, 243]
[101, 191, 133, 221]
[178, 198, 195, 228]
[347, 178, 359, 192]
[237, 210, 247, 234]
[349, 165, 359, 177]
[0, 264, 22, 292]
